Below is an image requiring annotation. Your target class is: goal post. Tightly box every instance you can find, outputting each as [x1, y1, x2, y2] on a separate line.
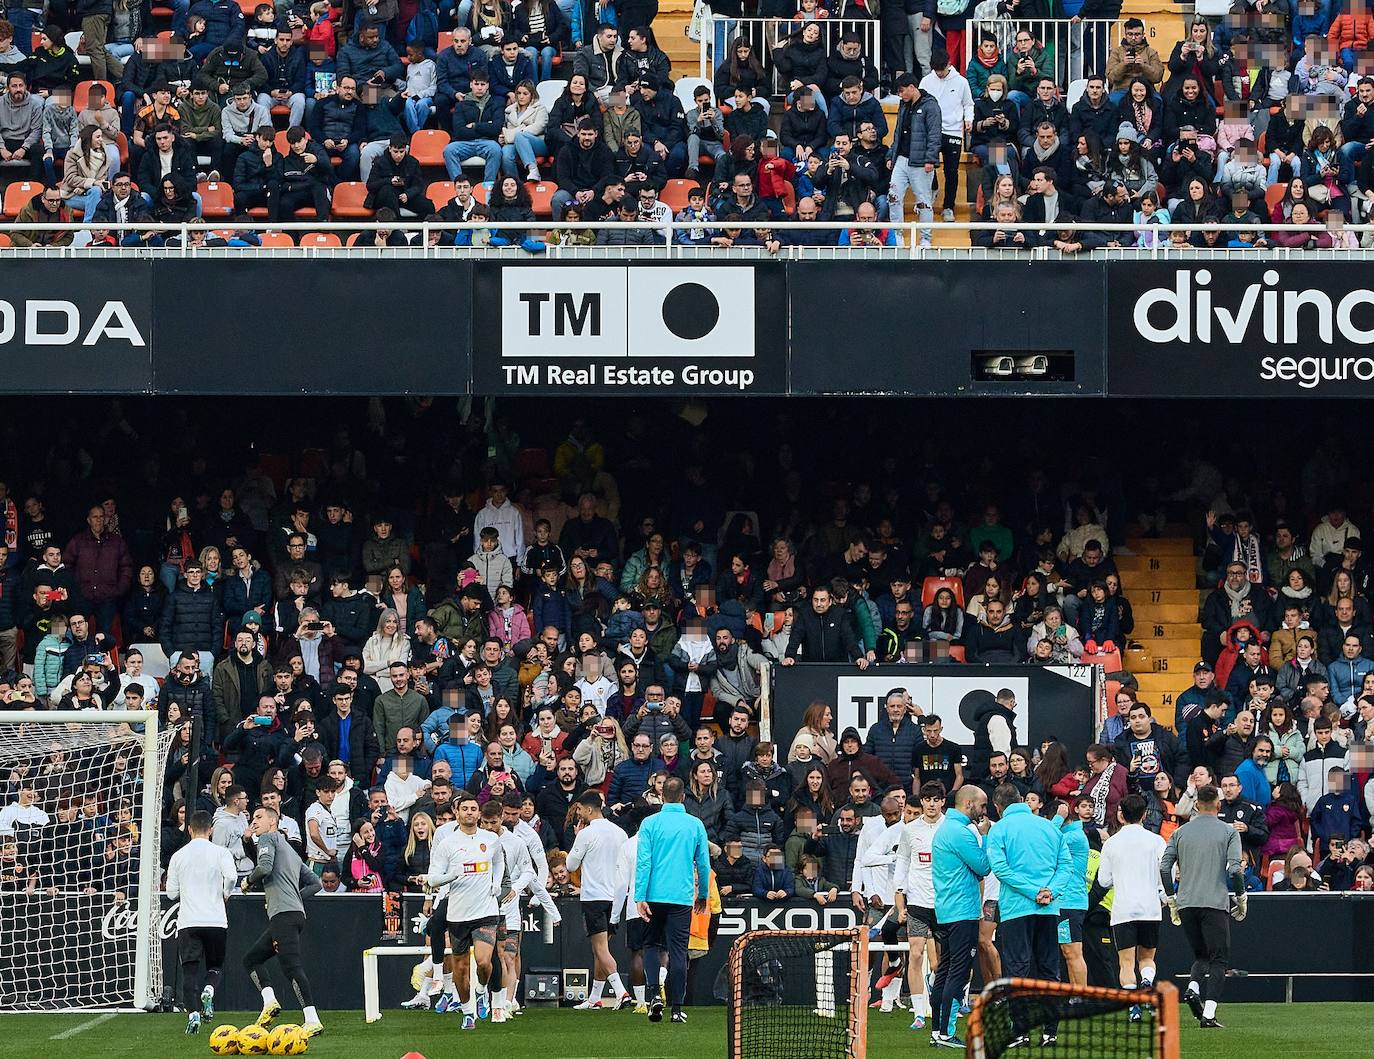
[967, 978, 1181, 1059]
[0, 710, 172, 1012]
[725, 928, 868, 1059]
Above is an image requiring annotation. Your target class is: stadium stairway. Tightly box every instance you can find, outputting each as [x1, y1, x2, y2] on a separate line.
[1118, 536, 1201, 730]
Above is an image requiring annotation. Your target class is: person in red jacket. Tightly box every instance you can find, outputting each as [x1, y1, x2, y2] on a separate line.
[1328, 10, 1374, 69]
[754, 132, 797, 213]
[64, 505, 132, 640]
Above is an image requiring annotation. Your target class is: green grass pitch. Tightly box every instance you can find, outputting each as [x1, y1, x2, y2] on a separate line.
[4, 1004, 1353, 1059]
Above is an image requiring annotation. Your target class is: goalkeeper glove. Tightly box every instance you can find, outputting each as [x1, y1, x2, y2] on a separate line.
[1166, 896, 1181, 926]
[1231, 892, 1247, 921]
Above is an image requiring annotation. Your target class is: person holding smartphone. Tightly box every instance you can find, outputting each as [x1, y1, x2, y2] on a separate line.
[222, 696, 294, 804]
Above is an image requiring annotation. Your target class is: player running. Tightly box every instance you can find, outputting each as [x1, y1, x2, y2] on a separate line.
[414, 793, 504, 1031]
[493, 795, 536, 1022]
[241, 804, 324, 1038]
[1159, 784, 1244, 1029]
[1097, 793, 1167, 1021]
[165, 810, 238, 1035]
[893, 781, 945, 1029]
[567, 790, 633, 1009]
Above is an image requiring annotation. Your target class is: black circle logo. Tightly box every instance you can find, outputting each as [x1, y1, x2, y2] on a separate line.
[661, 282, 719, 341]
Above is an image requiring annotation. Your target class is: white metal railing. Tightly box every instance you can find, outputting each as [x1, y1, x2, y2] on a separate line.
[700, 16, 881, 98]
[5, 219, 1373, 257]
[963, 16, 1124, 91]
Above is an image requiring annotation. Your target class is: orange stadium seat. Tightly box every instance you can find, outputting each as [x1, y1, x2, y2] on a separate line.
[300, 232, 342, 247]
[527, 180, 555, 218]
[197, 181, 234, 218]
[921, 576, 964, 608]
[3, 181, 40, 219]
[330, 182, 372, 218]
[74, 80, 115, 111]
[425, 180, 455, 213]
[258, 231, 295, 246]
[411, 130, 451, 166]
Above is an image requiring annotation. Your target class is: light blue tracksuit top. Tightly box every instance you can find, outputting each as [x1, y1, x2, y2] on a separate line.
[1053, 817, 1090, 911]
[986, 803, 1075, 920]
[634, 803, 712, 906]
[931, 808, 990, 925]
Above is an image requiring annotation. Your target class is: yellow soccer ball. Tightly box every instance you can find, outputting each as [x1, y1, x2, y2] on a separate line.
[268, 1025, 308, 1056]
[237, 1025, 272, 1056]
[209, 1025, 241, 1055]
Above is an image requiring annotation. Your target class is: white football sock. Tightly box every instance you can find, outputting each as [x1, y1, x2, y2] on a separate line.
[1186, 980, 1199, 996]
[494, 988, 507, 1010]
[303, 1006, 319, 1025]
[462, 994, 476, 1017]
[882, 980, 902, 1005]
[1139, 964, 1156, 987]
[607, 972, 626, 997]
[204, 985, 215, 998]
[633, 985, 646, 1002]
[260, 987, 277, 1007]
[1202, 1000, 1217, 1019]
[590, 979, 606, 1001]
[443, 970, 454, 990]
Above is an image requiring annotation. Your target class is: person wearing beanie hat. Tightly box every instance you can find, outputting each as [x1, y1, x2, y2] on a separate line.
[826, 727, 899, 805]
[1107, 118, 1158, 200]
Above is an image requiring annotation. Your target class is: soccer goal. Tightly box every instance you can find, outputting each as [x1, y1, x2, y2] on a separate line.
[967, 978, 1181, 1059]
[0, 710, 174, 1012]
[724, 928, 868, 1059]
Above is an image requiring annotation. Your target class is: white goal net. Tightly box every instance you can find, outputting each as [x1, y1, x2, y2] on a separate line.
[0, 711, 174, 1011]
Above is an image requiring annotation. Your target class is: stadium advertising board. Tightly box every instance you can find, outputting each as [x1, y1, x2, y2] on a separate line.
[0, 261, 153, 391]
[786, 262, 1105, 395]
[770, 664, 1098, 768]
[152, 260, 472, 393]
[1107, 263, 1374, 396]
[471, 262, 788, 394]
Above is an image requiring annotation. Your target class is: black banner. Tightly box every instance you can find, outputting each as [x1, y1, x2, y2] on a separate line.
[471, 262, 788, 395]
[151, 261, 472, 394]
[787, 262, 1105, 395]
[769, 663, 1099, 772]
[132, 889, 1374, 1010]
[1107, 262, 1374, 397]
[0, 260, 154, 392]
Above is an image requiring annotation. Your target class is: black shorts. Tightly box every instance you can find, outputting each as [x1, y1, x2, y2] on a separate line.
[1057, 909, 1085, 945]
[448, 916, 500, 956]
[582, 900, 616, 937]
[178, 926, 227, 970]
[625, 918, 650, 952]
[1113, 920, 1161, 951]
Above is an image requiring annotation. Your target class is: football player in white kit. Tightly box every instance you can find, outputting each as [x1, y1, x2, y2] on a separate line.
[412, 793, 504, 1031]
[893, 780, 946, 1029]
[493, 793, 537, 1022]
[852, 786, 908, 1013]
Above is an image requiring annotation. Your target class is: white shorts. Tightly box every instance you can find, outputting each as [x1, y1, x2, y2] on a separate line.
[500, 899, 523, 933]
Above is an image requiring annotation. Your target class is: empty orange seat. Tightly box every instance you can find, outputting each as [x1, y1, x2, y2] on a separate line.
[660, 178, 696, 213]
[197, 180, 234, 218]
[411, 129, 451, 166]
[300, 232, 342, 247]
[527, 180, 555, 218]
[258, 231, 295, 246]
[3, 181, 40, 219]
[331, 181, 372, 218]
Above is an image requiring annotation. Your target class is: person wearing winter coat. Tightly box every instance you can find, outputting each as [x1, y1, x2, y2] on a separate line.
[740, 742, 794, 813]
[723, 781, 785, 864]
[965, 600, 1022, 663]
[337, 22, 404, 86]
[469, 530, 514, 589]
[862, 692, 921, 790]
[1110, 703, 1180, 792]
[752, 846, 796, 900]
[684, 760, 730, 849]
[159, 562, 225, 661]
[1298, 718, 1348, 809]
[362, 608, 412, 676]
[1276, 639, 1327, 705]
[1262, 703, 1306, 785]
[486, 585, 532, 652]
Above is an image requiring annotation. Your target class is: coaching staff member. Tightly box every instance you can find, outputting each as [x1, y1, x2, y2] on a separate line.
[635, 775, 711, 1024]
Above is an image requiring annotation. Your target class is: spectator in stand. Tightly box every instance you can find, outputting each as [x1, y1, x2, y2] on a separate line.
[1106, 19, 1163, 96]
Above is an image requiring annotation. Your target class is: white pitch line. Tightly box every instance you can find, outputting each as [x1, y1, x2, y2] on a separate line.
[49, 1013, 117, 1040]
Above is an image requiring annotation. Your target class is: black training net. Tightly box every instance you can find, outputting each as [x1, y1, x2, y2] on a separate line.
[969, 978, 1170, 1059]
[720, 929, 866, 1059]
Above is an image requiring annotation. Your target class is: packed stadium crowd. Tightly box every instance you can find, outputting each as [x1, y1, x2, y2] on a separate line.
[0, 397, 1369, 1029]
[2, 0, 1374, 247]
